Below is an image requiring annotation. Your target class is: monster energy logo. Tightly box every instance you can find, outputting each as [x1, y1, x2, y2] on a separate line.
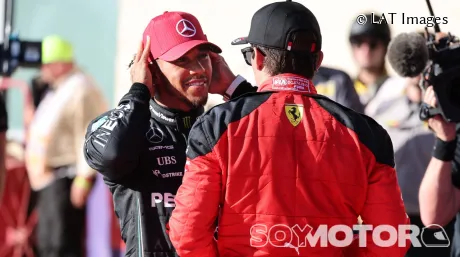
[183, 116, 192, 128]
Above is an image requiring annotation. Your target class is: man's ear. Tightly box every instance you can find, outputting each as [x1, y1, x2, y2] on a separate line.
[253, 47, 265, 71]
[315, 51, 324, 70]
[152, 60, 165, 85]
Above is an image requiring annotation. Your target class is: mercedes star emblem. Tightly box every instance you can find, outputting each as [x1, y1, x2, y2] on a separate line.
[176, 19, 197, 38]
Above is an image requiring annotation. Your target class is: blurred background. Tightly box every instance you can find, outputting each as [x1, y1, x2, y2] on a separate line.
[6, 0, 116, 137]
[0, 0, 459, 256]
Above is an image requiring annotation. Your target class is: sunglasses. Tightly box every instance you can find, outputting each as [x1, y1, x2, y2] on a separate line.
[241, 46, 266, 66]
[351, 38, 380, 50]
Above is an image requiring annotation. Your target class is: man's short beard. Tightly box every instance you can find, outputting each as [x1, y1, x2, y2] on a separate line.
[189, 95, 208, 109]
[158, 80, 208, 110]
[175, 89, 208, 109]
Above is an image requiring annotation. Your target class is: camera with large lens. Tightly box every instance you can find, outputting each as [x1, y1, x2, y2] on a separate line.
[419, 32, 460, 122]
[388, 0, 460, 122]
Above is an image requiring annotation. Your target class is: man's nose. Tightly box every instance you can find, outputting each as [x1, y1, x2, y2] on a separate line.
[189, 60, 205, 74]
[358, 43, 372, 52]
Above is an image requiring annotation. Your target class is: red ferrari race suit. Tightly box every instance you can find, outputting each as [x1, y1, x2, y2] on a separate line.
[169, 73, 411, 257]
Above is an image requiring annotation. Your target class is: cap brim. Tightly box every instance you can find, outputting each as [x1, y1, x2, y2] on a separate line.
[231, 37, 249, 45]
[158, 40, 222, 62]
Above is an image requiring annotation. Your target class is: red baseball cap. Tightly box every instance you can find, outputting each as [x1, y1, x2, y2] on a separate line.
[143, 11, 222, 62]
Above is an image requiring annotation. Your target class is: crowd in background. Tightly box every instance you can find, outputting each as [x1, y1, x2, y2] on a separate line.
[0, 6, 458, 257]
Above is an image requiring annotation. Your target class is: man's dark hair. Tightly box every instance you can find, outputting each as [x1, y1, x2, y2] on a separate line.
[255, 31, 319, 78]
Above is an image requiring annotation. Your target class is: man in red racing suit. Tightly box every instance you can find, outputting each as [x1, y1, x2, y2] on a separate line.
[169, 1, 411, 256]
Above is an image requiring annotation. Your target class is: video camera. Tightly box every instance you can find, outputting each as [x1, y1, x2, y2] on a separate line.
[419, 0, 460, 122]
[388, 0, 460, 122]
[0, 35, 42, 77]
[0, 0, 42, 77]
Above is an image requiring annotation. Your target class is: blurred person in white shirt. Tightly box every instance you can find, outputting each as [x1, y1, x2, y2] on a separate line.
[25, 35, 107, 257]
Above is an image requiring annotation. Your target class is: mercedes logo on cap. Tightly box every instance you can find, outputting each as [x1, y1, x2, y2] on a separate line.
[176, 19, 197, 38]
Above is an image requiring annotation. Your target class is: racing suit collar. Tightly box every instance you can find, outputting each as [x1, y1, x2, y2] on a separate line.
[149, 99, 203, 132]
[257, 73, 317, 94]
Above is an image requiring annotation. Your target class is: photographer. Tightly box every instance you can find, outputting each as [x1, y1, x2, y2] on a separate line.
[419, 85, 460, 227]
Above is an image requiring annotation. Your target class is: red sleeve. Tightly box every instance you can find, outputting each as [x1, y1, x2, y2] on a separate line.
[346, 160, 411, 256]
[169, 121, 222, 257]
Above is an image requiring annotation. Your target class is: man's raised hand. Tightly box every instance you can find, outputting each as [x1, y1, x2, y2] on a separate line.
[130, 36, 154, 96]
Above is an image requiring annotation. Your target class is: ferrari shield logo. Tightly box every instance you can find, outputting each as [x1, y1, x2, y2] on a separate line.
[284, 104, 304, 127]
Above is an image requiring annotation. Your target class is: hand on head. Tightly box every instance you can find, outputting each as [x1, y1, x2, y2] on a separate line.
[130, 36, 155, 96]
[208, 52, 236, 95]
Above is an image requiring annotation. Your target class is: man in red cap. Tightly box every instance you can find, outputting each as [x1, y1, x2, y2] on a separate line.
[83, 11, 255, 257]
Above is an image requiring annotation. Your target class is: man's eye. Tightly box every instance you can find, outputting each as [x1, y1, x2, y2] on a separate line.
[198, 53, 209, 59]
[175, 57, 187, 63]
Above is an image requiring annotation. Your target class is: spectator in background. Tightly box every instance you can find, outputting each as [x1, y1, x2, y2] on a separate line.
[349, 13, 391, 109]
[313, 66, 364, 113]
[25, 35, 107, 257]
[0, 93, 7, 204]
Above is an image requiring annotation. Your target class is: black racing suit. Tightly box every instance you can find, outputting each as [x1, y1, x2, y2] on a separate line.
[84, 82, 255, 257]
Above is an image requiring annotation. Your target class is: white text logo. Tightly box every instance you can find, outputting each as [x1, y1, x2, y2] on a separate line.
[250, 224, 450, 255]
[151, 193, 175, 208]
[157, 156, 177, 166]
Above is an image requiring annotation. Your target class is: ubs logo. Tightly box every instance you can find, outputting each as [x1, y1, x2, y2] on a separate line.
[157, 156, 177, 166]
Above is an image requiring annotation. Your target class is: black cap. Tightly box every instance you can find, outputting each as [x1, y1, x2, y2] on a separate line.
[349, 13, 391, 44]
[231, 1, 322, 53]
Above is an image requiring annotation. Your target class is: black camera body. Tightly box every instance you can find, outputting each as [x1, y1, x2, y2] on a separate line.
[420, 32, 460, 122]
[417, 0, 460, 123]
[0, 34, 42, 77]
[0, 0, 42, 78]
